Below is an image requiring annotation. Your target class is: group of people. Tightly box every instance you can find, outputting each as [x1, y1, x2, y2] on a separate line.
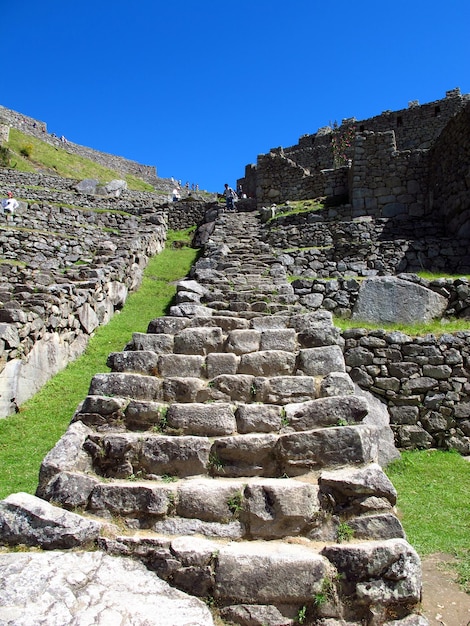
[1, 192, 19, 219]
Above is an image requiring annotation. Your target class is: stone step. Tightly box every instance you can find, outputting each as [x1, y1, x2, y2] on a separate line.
[40, 460, 402, 541]
[97, 533, 421, 623]
[106, 343, 346, 380]
[78, 422, 378, 481]
[76, 393, 369, 438]
[88, 372, 325, 404]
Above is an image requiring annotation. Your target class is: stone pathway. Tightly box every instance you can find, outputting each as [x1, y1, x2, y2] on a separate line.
[2, 209, 427, 625]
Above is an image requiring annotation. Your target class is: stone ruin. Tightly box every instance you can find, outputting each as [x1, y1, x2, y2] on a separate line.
[3, 88, 469, 623]
[0, 209, 427, 625]
[238, 87, 470, 240]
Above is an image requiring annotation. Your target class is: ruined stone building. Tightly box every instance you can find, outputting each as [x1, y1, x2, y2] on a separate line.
[238, 87, 470, 239]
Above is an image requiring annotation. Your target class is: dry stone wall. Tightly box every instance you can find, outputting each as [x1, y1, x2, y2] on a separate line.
[343, 327, 470, 455]
[428, 101, 470, 237]
[0, 186, 167, 417]
[265, 209, 470, 454]
[239, 88, 470, 232]
[0, 168, 213, 231]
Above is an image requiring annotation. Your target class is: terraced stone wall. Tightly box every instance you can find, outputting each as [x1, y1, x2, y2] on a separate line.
[428, 100, 470, 237]
[0, 168, 214, 231]
[0, 196, 167, 417]
[239, 88, 470, 218]
[343, 328, 470, 455]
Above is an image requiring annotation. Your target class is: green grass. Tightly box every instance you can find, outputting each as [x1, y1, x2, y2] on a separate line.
[0, 228, 198, 498]
[417, 271, 470, 281]
[6, 128, 154, 191]
[333, 315, 470, 336]
[386, 449, 470, 592]
[268, 199, 324, 222]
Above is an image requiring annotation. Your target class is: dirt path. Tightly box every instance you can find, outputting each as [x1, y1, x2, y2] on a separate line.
[421, 554, 470, 626]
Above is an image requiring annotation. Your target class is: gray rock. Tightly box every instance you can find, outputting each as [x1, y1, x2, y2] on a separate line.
[297, 345, 346, 376]
[321, 538, 422, 605]
[103, 179, 128, 196]
[352, 276, 448, 324]
[319, 463, 397, 505]
[220, 603, 294, 626]
[215, 542, 333, 604]
[166, 402, 237, 436]
[278, 425, 378, 473]
[107, 350, 160, 375]
[37, 421, 93, 495]
[75, 178, 99, 193]
[245, 479, 320, 538]
[238, 350, 296, 376]
[285, 395, 369, 431]
[0, 492, 101, 549]
[0, 550, 213, 625]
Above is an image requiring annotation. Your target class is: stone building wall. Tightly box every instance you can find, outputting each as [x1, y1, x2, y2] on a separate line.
[350, 131, 429, 218]
[238, 88, 470, 222]
[427, 101, 470, 238]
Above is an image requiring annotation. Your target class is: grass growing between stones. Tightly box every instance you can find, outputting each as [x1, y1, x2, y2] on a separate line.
[386, 449, 470, 592]
[0, 228, 198, 499]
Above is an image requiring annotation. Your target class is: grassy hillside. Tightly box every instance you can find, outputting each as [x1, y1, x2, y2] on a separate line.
[2, 128, 155, 192]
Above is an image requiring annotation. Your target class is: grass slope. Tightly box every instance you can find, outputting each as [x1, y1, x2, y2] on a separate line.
[4, 128, 155, 191]
[386, 449, 470, 592]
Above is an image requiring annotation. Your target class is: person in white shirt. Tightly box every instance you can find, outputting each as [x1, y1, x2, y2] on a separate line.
[1, 192, 19, 219]
[223, 183, 238, 211]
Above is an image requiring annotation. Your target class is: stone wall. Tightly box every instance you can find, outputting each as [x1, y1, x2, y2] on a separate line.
[350, 131, 429, 218]
[428, 101, 470, 237]
[0, 168, 214, 231]
[238, 88, 470, 228]
[290, 274, 470, 319]
[0, 197, 167, 417]
[266, 205, 470, 455]
[343, 327, 470, 455]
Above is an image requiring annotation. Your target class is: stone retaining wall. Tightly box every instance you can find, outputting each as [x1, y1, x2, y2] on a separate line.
[290, 274, 470, 320]
[0, 168, 214, 231]
[0, 199, 167, 417]
[342, 327, 470, 455]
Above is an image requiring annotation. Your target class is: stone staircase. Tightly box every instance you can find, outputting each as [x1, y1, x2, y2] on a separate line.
[36, 210, 426, 625]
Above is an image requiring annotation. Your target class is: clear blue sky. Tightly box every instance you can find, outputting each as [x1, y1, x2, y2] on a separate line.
[2, 0, 469, 193]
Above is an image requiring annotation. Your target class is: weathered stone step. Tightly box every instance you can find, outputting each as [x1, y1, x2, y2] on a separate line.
[88, 372, 323, 404]
[98, 533, 421, 624]
[79, 422, 378, 481]
[106, 343, 346, 381]
[76, 394, 368, 436]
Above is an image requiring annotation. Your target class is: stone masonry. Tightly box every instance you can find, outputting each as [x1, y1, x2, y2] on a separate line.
[238, 88, 470, 238]
[29, 210, 427, 626]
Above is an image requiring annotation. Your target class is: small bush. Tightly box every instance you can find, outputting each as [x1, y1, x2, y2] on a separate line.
[20, 143, 33, 158]
[336, 522, 354, 543]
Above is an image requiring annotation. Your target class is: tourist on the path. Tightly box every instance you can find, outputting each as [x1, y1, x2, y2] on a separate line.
[223, 183, 238, 211]
[1, 192, 19, 219]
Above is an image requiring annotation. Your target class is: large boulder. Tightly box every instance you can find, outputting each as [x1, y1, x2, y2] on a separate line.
[0, 551, 214, 626]
[352, 276, 448, 324]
